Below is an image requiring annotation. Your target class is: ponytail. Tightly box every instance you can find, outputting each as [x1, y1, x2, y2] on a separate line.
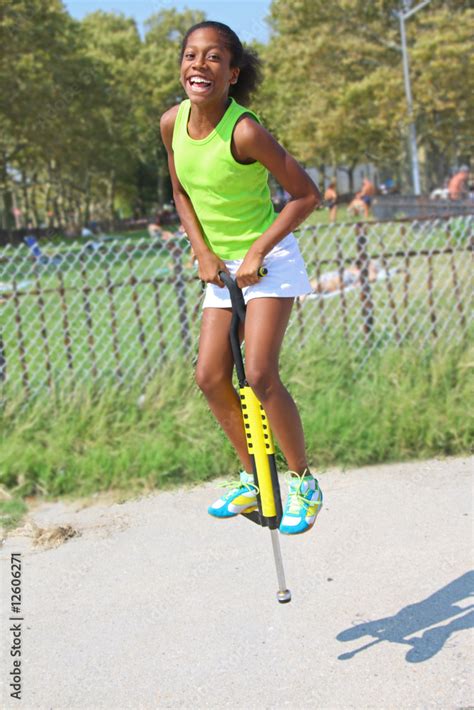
[229, 47, 262, 105]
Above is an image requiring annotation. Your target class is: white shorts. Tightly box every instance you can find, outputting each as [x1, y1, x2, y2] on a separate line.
[202, 233, 312, 309]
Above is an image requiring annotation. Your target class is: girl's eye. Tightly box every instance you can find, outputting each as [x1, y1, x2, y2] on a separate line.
[208, 54, 220, 60]
[184, 52, 194, 60]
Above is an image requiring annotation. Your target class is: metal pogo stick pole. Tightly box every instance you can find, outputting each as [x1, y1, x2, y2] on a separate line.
[271, 530, 291, 604]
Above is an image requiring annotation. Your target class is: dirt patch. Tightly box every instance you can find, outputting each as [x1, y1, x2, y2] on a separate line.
[8, 520, 81, 549]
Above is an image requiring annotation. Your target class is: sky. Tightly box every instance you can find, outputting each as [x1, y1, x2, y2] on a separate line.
[64, 0, 272, 43]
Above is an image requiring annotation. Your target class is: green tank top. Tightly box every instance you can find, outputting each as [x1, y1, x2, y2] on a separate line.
[172, 97, 278, 260]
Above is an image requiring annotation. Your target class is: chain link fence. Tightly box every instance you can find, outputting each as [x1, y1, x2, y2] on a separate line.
[0, 215, 472, 399]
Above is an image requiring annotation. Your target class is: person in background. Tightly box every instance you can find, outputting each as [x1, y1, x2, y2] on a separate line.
[448, 166, 470, 200]
[359, 177, 376, 218]
[347, 194, 366, 218]
[148, 214, 172, 239]
[380, 177, 395, 194]
[324, 181, 338, 222]
[309, 259, 381, 295]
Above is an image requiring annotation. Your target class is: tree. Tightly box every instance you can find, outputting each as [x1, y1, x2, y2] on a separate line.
[0, 0, 102, 227]
[80, 11, 143, 221]
[0, 2, 207, 230]
[411, 8, 474, 186]
[257, 0, 472, 190]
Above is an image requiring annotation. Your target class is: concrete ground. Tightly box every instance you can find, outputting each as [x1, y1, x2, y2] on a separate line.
[1, 456, 473, 710]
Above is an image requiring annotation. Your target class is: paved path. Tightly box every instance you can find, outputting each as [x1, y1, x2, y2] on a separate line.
[1, 457, 473, 709]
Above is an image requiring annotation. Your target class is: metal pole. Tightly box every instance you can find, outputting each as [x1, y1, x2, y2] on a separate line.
[399, 10, 421, 195]
[0, 331, 5, 382]
[270, 529, 291, 603]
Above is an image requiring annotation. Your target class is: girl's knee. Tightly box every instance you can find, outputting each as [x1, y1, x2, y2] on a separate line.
[245, 364, 280, 400]
[195, 365, 230, 395]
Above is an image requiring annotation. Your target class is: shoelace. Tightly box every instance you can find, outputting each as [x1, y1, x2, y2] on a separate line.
[217, 478, 259, 500]
[286, 471, 319, 514]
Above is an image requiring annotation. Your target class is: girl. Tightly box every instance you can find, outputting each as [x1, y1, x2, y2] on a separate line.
[160, 21, 323, 535]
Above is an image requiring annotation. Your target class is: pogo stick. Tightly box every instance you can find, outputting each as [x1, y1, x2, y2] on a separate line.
[218, 269, 291, 604]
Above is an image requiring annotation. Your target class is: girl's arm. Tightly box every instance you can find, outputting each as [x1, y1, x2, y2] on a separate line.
[232, 117, 322, 287]
[160, 107, 229, 287]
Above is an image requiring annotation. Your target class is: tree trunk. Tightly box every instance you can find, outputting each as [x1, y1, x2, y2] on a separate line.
[157, 158, 171, 209]
[56, 182, 66, 229]
[347, 164, 355, 193]
[83, 173, 91, 225]
[30, 171, 40, 227]
[319, 163, 325, 189]
[21, 166, 31, 226]
[0, 153, 14, 232]
[11, 189, 22, 228]
[425, 141, 448, 192]
[107, 170, 116, 229]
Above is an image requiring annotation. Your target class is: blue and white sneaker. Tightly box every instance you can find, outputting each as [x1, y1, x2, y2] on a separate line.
[279, 470, 323, 535]
[208, 471, 259, 518]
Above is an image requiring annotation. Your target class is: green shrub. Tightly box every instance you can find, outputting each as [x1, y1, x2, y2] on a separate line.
[0, 341, 472, 500]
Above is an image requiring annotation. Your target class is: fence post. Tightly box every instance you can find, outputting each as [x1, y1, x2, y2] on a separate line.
[57, 270, 75, 376]
[355, 222, 374, 342]
[79, 254, 98, 381]
[171, 248, 191, 355]
[34, 273, 53, 388]
[0, 332, 5, 382]
[152, 276, 167, 359]
[426, 252, 438, 340]
[376, 225, 401, 343]
[12, 279, 30, 395]
[104, 265, 123, 382]
[312, 227, 327, 338]
[126, 250, 150, 374]
[335, 233, 349, 341]
[295, 298, 305, 340]
[401, 225, 411, 313]
[446, 219, 466, 331]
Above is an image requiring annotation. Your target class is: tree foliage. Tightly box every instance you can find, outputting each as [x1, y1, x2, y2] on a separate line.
[0, 2, 203, 230]
[0, 0, 472, 230]
[255, 0, 472, 187]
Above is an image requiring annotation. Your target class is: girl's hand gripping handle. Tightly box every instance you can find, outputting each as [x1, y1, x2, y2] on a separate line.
[218, 268, 267, 322]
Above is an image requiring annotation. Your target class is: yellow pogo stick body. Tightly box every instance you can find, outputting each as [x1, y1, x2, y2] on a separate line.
[240, 386, 277, 519]
[217, 269, 283, 529]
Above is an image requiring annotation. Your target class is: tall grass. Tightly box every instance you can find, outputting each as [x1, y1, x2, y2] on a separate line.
[0, 340, 472, 501]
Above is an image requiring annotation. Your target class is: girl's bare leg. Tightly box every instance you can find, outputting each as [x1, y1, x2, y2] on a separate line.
[195, 307, 253, 472]
[244, 297, 309, 474]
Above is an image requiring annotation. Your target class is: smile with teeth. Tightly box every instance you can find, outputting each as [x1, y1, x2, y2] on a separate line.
[188, 76, 213, 91]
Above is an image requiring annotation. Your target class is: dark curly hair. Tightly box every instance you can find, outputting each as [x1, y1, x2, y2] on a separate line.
[180, 21, 262, 106]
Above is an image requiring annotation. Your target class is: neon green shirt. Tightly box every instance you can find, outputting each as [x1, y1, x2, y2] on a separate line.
[172, 97, 278, 260]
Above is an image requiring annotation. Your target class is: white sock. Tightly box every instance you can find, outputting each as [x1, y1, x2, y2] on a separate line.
[240, 470, 254, 484]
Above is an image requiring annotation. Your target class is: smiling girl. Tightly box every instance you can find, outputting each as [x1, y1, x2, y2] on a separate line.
[160, 21, 323, 535]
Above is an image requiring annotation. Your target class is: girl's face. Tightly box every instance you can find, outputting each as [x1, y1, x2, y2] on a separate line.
[180, 28, 240, 104]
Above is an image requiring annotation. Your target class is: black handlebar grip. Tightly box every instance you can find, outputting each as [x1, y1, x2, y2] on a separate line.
[218, 269, 267, 322]
[218, 270, 237, 290]
[218, 270, 246, 321]
[218, 268, 267, 286]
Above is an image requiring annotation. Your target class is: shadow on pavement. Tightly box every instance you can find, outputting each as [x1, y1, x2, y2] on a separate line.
[336, 570, 474, 663]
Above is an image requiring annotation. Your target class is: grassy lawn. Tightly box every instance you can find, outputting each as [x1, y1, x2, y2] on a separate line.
[0, 338, 472, 500]
[1, 215, 471, 398]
